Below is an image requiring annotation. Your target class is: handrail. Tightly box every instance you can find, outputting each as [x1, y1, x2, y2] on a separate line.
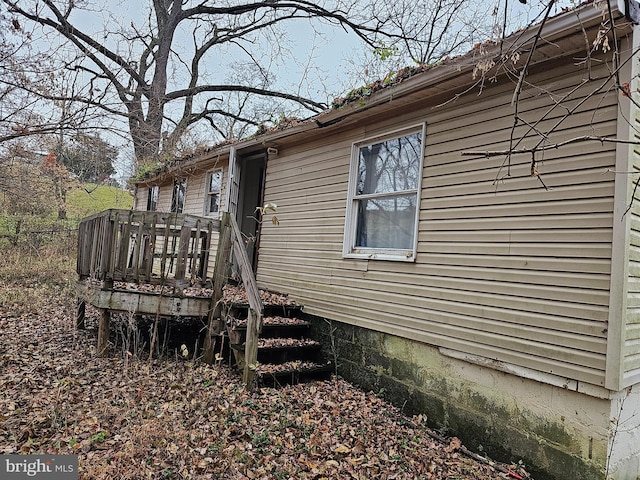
[227, 214, 264, 386]
[229, 215, 263, 316]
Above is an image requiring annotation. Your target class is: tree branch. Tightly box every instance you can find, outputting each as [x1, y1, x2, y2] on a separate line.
[462, 135, 638, 157]
[166, 84, 327, 111]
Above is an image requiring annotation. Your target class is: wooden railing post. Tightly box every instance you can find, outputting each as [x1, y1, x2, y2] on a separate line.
[225, 216, 264, 387]
[243, 308, 260, 385]
[203, 213, 233, 364]
[97, 308, 111, 356]
[76, 299, 86, 329]
[99, 213, 114, 281]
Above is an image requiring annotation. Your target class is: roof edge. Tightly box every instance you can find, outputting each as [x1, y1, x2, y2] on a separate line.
[135, 1, 633, 186]
[236, 1, 630, 147]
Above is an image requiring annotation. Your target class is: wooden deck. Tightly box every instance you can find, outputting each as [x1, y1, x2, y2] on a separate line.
[76, 280, 213, 317]
[75, 209, 264, 384]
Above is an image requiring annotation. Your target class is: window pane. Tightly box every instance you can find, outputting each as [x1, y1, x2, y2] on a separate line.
[355, 194, 416, 249]
[208, 193, 219, 213]
[357, 132, 421, 196]
[172, 180, 186, 213]
[208, 171, 222, 193]
[147, 186, 158, 211]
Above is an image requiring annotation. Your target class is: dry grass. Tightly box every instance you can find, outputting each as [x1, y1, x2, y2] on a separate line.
[0, 240, 76, 314]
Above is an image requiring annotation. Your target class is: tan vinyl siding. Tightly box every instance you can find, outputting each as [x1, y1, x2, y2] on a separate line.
[183, 174, 205, 216]
[133, 184, 167, 211]
[136, 188, 148, 211]
[156, 184, 174, 213]
[623, 127, 640, 383]
[257, 57, 617, 387]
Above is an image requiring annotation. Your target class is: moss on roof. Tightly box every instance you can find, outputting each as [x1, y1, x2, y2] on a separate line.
[330, 63, 443, 109]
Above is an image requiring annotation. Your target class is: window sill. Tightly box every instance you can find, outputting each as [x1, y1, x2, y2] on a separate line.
[343, 251, 416, 262]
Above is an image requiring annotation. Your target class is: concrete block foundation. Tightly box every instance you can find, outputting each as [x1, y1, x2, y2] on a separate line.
[309, 316, 640, 480]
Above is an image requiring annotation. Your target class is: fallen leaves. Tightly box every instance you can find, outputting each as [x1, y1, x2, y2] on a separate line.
[254, 360, 329, 375]
[232, 316, 310, 328]
[0, 281, 531, 480]
[223, 284, 301, 306]
[448, 436, 463, 452]
[257, 337, 319, 349]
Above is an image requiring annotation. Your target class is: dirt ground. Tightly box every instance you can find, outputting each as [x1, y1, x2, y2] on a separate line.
[0, 282, 531, 479]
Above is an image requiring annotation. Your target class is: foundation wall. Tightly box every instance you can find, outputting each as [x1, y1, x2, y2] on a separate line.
[310, 316, 614, 480]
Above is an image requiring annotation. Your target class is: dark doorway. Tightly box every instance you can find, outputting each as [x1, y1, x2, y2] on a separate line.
[236, 153, 266, 270]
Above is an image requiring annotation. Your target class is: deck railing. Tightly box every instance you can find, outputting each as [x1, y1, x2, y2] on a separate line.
[77, 209, 220, 289]
[77, 209, 264, 386]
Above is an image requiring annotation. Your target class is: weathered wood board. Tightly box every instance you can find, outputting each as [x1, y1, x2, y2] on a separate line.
[76, 281, 211, 317]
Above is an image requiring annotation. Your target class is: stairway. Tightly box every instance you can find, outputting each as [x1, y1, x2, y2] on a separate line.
[223, 292, 332, 387]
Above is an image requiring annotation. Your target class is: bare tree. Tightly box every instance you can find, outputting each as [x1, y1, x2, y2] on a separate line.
[338, 0, 493, 91]
[0, 12, 106, 150]
[0, 13, 55, 146]
[1, 0, 427, 169]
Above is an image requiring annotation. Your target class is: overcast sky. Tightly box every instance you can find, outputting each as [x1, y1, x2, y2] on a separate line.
[8, 0, 573, 181]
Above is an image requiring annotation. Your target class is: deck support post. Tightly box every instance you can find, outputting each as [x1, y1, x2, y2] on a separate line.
[97, 309, 111, 356]
[203, 213, 232, 364]
[76, 299, 86, 329]
[243, 308, 259, 386]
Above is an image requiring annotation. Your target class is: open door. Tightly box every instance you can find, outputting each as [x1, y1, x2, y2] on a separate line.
[225, 146, 240, 215]
[225, 147, 266, 271]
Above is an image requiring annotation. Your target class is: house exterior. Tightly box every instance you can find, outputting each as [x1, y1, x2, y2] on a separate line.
[134, 3, 640, 478]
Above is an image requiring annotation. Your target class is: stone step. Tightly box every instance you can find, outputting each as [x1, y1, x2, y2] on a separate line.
[229, 337, 321, 351]
[221, 286, 330, 387]
[228, 316, 310, 329]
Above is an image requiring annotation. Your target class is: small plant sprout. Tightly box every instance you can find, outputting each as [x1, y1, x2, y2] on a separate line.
[90, 431, 106, 445]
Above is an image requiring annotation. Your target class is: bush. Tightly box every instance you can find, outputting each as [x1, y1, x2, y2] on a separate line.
[0, 236, 76, 314]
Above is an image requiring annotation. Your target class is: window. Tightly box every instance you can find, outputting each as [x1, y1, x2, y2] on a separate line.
[147, 185, 159, 211]
[343, 125, 425, 261]
[204, 169, 223, 217]
[171, 179, 187, 213]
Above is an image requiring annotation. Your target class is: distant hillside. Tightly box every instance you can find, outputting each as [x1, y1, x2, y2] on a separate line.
[0, 183, 133, 248]
[67, 184, 133, 220]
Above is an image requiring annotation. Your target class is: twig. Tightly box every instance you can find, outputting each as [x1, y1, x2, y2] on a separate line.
[606, 386, 633, 478]
[324, 318, 340, 375]
[623, 175, 640, 219]
[510, 0, 556, 108]
[463, 135, 639, 157]
[424, 427, 530, 478]
[148, 284, 167, 362]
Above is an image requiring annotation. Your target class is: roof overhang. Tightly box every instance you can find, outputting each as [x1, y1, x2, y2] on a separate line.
[135, 146, 233, 186]
[233, 0, 635, 147]
[135, 0, 636, 185]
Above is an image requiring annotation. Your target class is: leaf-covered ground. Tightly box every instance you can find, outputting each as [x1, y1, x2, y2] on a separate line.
[0, 282, 530, 479]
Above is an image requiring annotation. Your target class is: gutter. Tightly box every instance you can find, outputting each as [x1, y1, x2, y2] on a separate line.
[136, 1, 631, 185]
[236, 1, 629, 148]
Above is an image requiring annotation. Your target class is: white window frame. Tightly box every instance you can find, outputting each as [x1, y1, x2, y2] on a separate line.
[204, 168, 223, 218]
[343, 124, 425, 262]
